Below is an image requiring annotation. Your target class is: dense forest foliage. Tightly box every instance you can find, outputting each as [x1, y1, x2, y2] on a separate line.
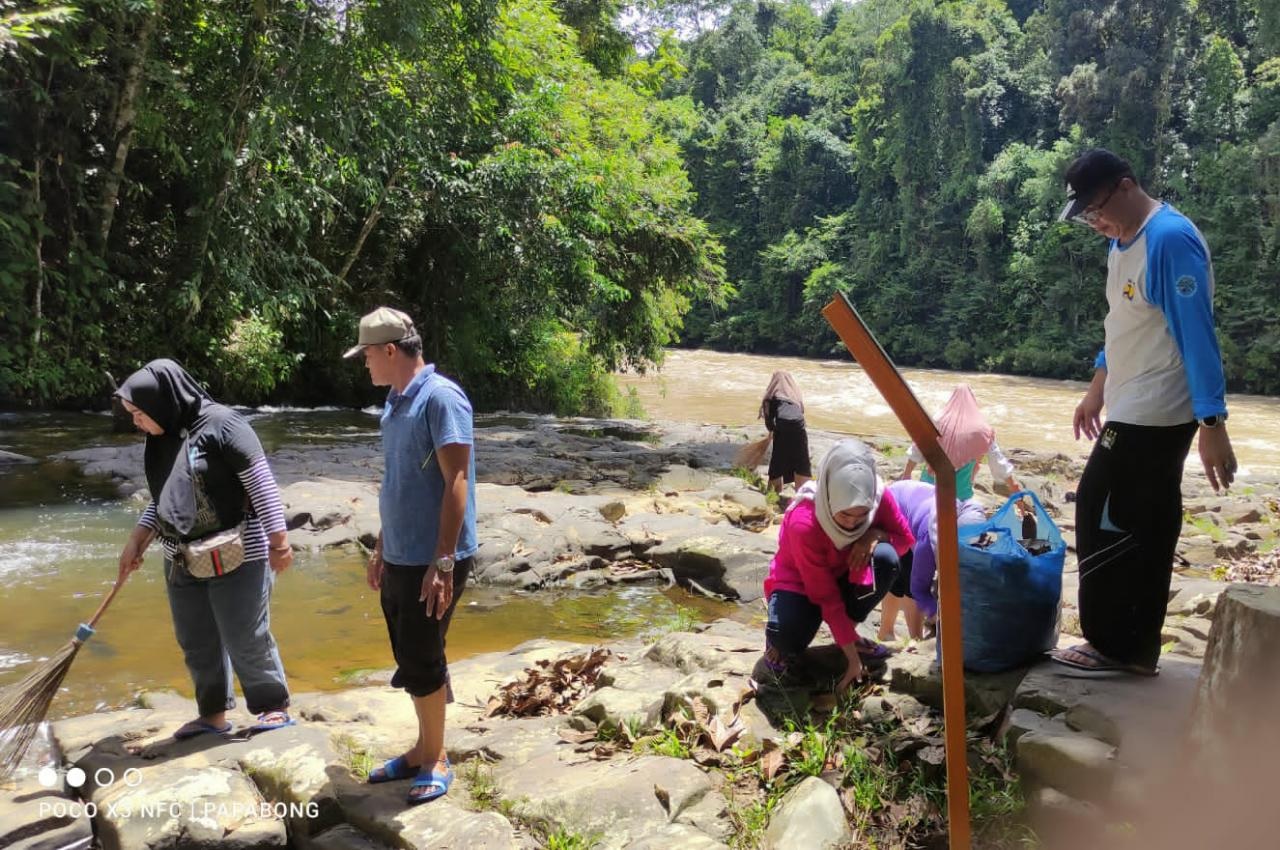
[668, 0, 1280, 393]
[0, 0, 724, 410]
[4, 0, 1280, 410]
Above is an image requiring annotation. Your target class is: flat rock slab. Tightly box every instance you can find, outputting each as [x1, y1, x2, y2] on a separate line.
[336, 781, 518, 850]
[93, 763, 286, 850]
[1014, 656, 1201, 761]
[0, 725, 94, 850]
[1014, 715, 1118, 803]
[0, 448, 37, 464]
[495, 753, 722, 850]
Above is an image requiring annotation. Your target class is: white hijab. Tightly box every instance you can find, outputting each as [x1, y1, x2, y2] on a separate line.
[795, 439, 883, 548]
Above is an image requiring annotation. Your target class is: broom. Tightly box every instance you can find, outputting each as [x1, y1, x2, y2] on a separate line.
[734, 433, 773, 470]
[0, 576, 125, 780]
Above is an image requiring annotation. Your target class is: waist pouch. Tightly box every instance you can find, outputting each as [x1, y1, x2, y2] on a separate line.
[179, 524, 247, 578]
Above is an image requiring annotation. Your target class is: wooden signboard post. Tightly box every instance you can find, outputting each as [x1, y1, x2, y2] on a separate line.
[822, 293, 972, 849]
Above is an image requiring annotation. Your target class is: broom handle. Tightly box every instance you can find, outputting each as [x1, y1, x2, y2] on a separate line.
[86, 577, 126, 630]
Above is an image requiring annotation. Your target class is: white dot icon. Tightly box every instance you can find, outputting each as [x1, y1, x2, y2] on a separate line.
[65, 767, 86, 788]
[37, 767, 58, 788]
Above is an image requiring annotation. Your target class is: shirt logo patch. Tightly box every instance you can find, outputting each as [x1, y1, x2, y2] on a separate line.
[1122, 280, 1136, 301]
[1176, 275, 1197, 297]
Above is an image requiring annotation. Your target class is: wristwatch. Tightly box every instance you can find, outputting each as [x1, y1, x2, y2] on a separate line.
[1198, 413, 1228, 428]
[433, 554, 456, 574]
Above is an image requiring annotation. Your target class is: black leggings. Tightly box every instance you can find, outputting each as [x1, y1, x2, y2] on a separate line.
[765, 543, 902, 655]
[1075, 420, 1196, 669]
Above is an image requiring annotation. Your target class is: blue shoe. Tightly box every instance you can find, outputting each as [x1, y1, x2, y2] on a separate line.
[368, 754, 418, 784]
[407, 759, 453, 805]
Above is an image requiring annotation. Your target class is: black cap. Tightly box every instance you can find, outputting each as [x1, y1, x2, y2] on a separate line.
[1059, 148, 1134, 222]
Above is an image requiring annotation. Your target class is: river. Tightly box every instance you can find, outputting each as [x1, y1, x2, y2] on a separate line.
[617, 349, 1280, 477]
[4, 349, 1278, 718]
[0, 410, 725, 718]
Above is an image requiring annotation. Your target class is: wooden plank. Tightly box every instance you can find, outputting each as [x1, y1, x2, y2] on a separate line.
[822, 293, 972, 850]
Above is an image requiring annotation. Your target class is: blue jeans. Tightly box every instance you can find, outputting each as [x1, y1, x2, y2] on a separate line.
[766, 542, 901, 655]
[165, 557, 290, 716]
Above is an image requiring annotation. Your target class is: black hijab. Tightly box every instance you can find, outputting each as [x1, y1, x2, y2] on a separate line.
[115, 360, 213, 537]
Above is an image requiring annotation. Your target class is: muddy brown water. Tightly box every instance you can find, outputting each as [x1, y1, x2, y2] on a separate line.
[618, 349, 1280, 477]
[4, 349, 1278, 718]
[0, 409, 731, 719]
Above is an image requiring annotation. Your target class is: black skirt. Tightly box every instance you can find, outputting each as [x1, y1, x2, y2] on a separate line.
[768, 419, 811, 483]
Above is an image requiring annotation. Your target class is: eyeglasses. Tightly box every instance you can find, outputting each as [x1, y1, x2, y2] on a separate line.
[1073, 180, 1122, 225]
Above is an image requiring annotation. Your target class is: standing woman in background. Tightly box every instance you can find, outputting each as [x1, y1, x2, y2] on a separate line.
[761, 371, 811, 493]
[114, 360, 295, 740]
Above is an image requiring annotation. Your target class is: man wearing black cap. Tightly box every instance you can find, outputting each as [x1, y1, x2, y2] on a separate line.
[1052, 148, 1237, 676]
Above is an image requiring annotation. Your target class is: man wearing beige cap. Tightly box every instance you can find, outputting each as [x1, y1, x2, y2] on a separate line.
[344, 306, 477, 805]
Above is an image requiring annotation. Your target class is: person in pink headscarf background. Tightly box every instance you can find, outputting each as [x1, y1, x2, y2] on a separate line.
[882, 385, 1023, 642]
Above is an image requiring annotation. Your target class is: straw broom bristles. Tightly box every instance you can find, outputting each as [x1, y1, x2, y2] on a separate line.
[0, 577, 124, 781]
[734, 434, 772, 470]
[0, 638, 82, 780]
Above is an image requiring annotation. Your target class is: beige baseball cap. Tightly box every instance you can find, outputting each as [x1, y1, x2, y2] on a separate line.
[343, 306, 416, 358]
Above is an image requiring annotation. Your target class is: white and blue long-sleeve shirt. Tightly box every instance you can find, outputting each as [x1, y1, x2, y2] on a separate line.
[1093, 203, 1227, 426]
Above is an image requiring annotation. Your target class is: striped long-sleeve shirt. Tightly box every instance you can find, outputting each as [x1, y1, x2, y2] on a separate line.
[138, 455, 287, 564]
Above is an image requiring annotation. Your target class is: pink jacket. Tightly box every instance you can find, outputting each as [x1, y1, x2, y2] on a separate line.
[763, 491, 914, 646]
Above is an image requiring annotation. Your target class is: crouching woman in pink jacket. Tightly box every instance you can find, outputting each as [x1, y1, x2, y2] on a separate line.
[761, 440, 914, 691]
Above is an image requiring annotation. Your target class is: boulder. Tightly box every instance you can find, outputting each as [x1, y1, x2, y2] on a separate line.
[494, 753, 722, 850]
[1027, 786, 1105, 846]
[1188, 585, 1280, 785]
[573, 686, 664, 732]
[279, 479, 381, 549]
[642, 529, 775, 600]
[337, 784, 517, 850]
[763, 776, 850, 850]
[308, 824, 395, 850]
[859, 691, 929, 725]
[624, 824, 729, 849]
[600, 501, 627, 522]
[0, 724, 94, 850]
[237, 728, 346, 840]
[885, 646, 1027, 721]
[0, 449, 36, 465]
[1016, 724, 1117, 803]
[93, 763, 287, 850]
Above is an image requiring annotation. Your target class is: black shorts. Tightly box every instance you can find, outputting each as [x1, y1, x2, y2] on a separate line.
[768, 420, 811, 483]
[380, 557, 472, 697]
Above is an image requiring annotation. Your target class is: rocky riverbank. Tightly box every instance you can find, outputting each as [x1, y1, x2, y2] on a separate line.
[55, 414, 1280, 601]
[3, 576, 1265, 850]
[8, 413, 1275, 848]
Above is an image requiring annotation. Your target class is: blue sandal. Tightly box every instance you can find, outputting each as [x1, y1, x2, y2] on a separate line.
[407, 760, 453, 805]
[368, 754, 418, 784]
[248, 710, 297, 734]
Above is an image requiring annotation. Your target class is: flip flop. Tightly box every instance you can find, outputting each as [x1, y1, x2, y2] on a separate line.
[1051, 645, 1158, 677]
[407, 760, 453, 805]
[368, 754, 418, 784]
[173, 718, 233, 740]
[247, 710, 297, 734]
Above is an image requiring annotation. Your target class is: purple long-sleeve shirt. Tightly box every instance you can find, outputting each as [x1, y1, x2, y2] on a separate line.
[885, 480, 948, 618]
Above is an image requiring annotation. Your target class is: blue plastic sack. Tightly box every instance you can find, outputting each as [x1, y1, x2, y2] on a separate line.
[941, 491, 1065, 673]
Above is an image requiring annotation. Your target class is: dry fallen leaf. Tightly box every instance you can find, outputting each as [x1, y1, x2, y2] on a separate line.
[760, 741, 784, 781]
[484, 649, 612, 718]
[918, 745, 946, 766]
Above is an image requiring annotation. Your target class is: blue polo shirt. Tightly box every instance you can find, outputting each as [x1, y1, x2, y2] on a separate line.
[379, 365, 478, 566]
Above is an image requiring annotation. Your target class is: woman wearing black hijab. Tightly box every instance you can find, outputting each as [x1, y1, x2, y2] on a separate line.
[115, 359, 295, 739]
